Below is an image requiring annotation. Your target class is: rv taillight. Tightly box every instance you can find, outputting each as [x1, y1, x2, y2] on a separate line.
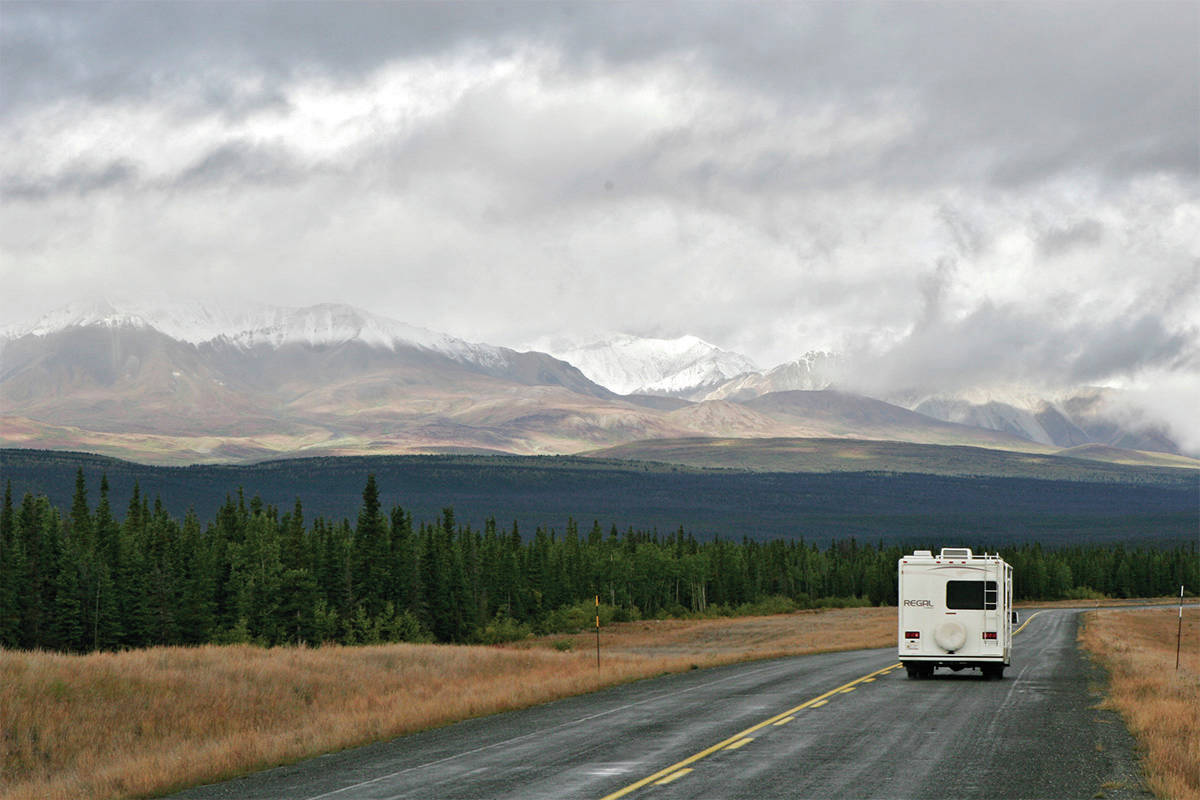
[904, 631, 921, 639]
[982, 631, 997, 640]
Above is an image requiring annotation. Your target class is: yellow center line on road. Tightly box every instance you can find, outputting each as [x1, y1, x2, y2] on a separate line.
[654, 769, 692, 786]
[1014, 610, 1043, 636]
[773, 716, 796, 726]
[725, 737, 754, 750]
[597, 661, 900, 800]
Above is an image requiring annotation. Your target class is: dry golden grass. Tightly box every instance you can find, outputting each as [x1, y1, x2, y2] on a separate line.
[519, 606, 896, 661]
[0, 607, 896, 800]
[1019, 597, 1200, 609]
[1079, 607, 1200, 800]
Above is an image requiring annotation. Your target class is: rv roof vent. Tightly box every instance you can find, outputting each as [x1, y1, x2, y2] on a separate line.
[940, 547, 973, 558]
[912, 550, 933, 557]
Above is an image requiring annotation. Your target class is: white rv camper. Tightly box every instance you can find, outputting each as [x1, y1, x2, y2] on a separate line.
[898, 548, 1014, 679]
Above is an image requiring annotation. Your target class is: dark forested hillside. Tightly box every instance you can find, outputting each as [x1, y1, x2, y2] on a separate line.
[1, 449, 1196, 546]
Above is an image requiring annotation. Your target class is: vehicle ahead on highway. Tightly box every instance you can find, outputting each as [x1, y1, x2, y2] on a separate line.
[898, 548, 1014, 679]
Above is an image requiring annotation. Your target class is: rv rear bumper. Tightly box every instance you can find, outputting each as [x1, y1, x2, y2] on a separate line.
[900, 655, 1009, 669]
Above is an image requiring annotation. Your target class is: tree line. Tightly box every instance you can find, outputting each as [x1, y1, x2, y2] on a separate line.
[0, 472, 1195, 653]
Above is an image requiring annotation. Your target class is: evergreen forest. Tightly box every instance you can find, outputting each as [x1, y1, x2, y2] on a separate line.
[1, 471, 1195, 653]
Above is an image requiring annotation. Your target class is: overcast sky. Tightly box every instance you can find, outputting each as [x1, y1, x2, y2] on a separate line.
[2, 1, 1197, 432]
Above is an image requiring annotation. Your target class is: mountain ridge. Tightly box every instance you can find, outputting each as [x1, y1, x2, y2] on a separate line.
[6, 299, 507, 362]
[536, 333, 758, 396]
[1, 300, 1186, 464]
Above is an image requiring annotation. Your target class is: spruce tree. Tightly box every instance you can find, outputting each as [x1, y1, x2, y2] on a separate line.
[353, 476, 390, 617]
[420, 522, 455, 641]
[278, 567, 320, 644]
[0, 482, 18, 646]
[69, 469, 93, 549]
[282, 499, 307, 573]
[67, 469, 101, 646]
[175, 509, 216, 644]
[18, 495, 55, 648]
[144, 500, 182, 645]
[90, 475, 123, 649]
[230, 507, 283, 644]
[390, 506, 422, 617]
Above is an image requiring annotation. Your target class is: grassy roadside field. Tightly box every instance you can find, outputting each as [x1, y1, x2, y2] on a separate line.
[0, 607, 896, 800]
[1079, 606, 1200, 800]
[5, 599, 1193, 800]
[1017, 597, 1200, 609]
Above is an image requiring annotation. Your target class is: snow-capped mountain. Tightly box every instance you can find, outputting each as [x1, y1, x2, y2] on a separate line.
[538, 334, 758, 397]
[0, 300, 623, 451]
[703, 352, 838, 401]
[5, 299, 506, 366]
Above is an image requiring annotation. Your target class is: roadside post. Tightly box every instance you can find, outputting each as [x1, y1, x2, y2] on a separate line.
[1177, 585, 1184, 671]
[596, 594, 601, 673]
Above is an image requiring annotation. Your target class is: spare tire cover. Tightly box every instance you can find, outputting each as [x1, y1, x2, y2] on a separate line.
[934, 621, 967, 652]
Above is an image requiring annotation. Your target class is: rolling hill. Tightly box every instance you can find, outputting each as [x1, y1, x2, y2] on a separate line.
[583, 436, 1200, 479]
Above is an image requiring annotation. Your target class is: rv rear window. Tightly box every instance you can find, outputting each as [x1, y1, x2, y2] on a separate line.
[946, 580, 998, 610]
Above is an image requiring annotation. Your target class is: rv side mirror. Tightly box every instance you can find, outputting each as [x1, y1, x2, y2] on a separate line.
[1011, 611, 1019, 624]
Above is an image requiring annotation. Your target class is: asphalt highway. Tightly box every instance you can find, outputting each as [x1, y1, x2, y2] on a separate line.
[168, 608, 1150, 800]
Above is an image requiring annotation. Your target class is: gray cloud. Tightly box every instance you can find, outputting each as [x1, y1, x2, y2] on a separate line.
[1068, 314, 1192, 384]
[4, 2, 1195, 189]
[3, 160, 139, 200]
[0, 2, 534, 115]
[845, 302, 1196, 398]
[176, 143, 308, 189]
[1037, 219, 1105, 259]
[915, 259, 957, 333]
[1, 0, 1196, 443]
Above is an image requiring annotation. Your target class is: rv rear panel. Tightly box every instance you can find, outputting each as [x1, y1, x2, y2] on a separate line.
[898, 548, 1013, 679]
